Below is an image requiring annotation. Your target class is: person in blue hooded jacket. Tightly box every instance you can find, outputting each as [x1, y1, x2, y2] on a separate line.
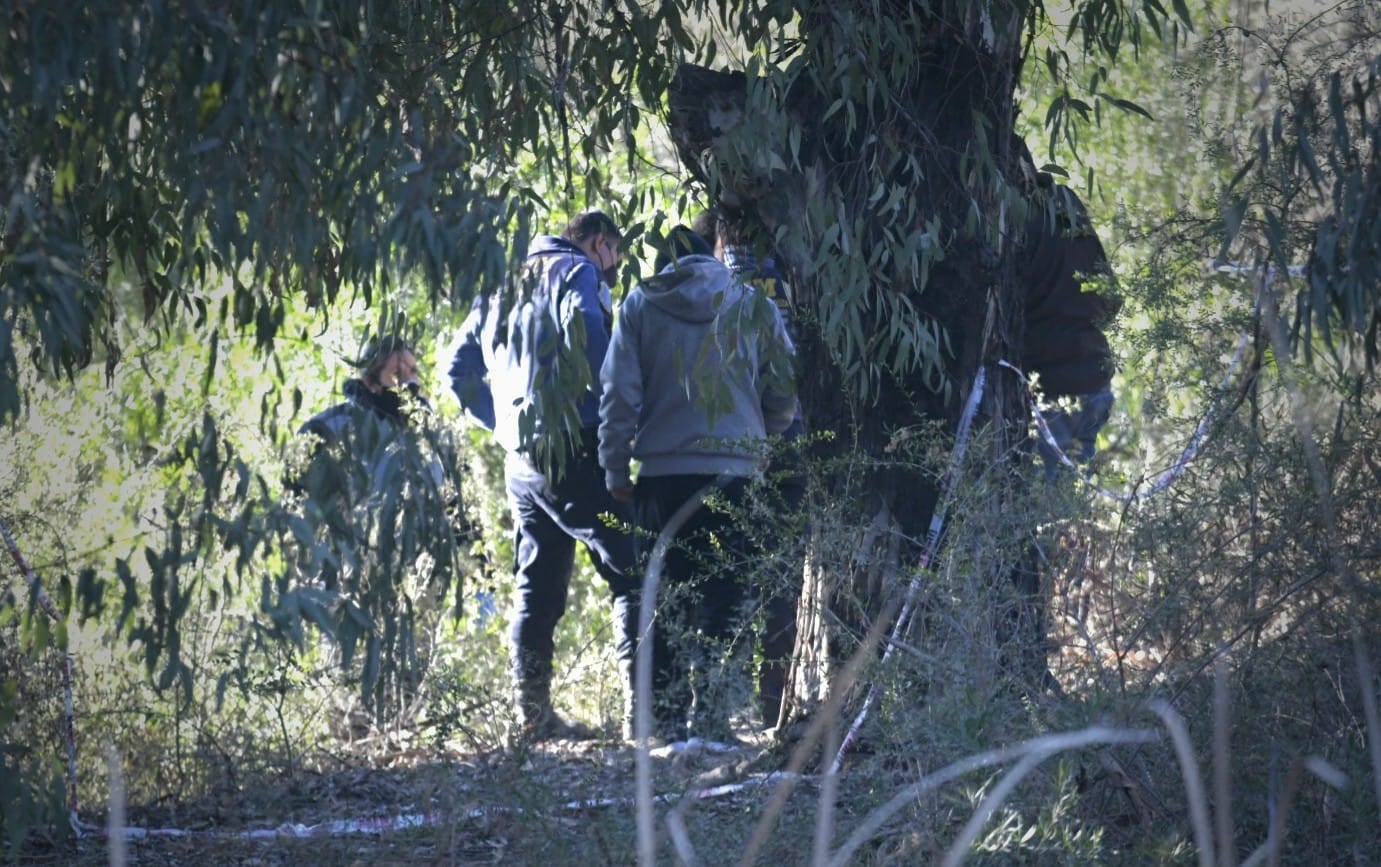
[448, 211, 639, 743]
[599, 226, 797, 743]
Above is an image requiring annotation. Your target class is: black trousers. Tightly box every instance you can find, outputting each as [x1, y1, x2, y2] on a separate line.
[504, 440, 638, 696]
[634, 473, 753, 733]
[757, 419, 808, 724]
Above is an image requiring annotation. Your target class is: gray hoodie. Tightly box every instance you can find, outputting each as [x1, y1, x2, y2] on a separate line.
[598, 254, 797, 489]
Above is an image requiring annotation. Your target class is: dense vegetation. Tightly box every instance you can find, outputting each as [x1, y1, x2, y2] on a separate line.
[2, 0, 1379, 863]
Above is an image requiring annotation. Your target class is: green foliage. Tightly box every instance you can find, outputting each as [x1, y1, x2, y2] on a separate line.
[1246, 6, 1381, 366]
[2, 0, 1381, 862]
[0, 0, 696, 424]
[0, 636, 70, 851]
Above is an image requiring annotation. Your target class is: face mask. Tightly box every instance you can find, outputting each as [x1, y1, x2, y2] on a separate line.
[379, 380, 429, 421]
[602, 263, 621, 289]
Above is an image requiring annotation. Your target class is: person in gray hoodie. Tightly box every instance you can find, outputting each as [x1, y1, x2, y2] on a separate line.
[598, 226, 797, 743]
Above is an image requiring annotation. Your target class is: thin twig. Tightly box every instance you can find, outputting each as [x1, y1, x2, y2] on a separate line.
[106, 745, 127, 867]
[1256, 754, 1304, 867]
[665, 804, 701, 867]
[736, 595, 900, 867]
[1214, 651, 1235, 867]
[812, 715, 841, 867]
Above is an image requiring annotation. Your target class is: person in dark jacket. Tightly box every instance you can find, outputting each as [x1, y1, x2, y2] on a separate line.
[298, 333, 436, 502]
[447, 211, 639, 743]
[600, 226, 797, 743]
[1007, 142, 1121, 692]
[1017, 162, 1119, 475]
[295, 333, 448, 725]
[302, 334, 425, 443]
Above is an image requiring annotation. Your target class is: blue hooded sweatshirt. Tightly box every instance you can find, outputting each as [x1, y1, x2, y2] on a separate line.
[448, 234, 612, 456]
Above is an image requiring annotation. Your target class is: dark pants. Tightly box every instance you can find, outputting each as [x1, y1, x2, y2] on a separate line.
[505, 441, 638, 703]
[1002, 388, 1115, 691]
[758, 419, 808, 727]
[1037, 386, 1114, 479]
[634, 473, 753, 737]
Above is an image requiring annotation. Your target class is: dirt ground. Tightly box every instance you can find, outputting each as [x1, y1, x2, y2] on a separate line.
[34, 728, 838, 867]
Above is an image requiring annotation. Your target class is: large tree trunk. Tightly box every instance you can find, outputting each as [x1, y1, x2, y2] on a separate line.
[668, 3, 1034, 736]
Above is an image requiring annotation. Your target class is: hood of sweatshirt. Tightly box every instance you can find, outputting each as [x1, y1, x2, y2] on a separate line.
[526, 234, 589, 261]
[639, 255, 743, 323]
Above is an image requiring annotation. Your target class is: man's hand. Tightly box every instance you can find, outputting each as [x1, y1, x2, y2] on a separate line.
[608, 484, 634, 503]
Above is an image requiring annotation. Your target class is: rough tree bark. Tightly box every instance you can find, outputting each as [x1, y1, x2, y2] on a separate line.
[667, 2, 1035, 734]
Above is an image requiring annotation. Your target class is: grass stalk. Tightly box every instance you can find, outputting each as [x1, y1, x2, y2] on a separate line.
[827, 724, 1159, 867]
[1149, 699, 1215, 867]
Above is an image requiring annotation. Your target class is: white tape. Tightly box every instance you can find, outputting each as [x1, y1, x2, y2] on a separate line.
[831, 366, 988, 774]
[71, 771, 807, 842]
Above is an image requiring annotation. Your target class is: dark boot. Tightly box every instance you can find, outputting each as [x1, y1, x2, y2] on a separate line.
[758, 661, 786, 732]
[621, 659, 683, 745]
[688, 661, 741, 747]
[758, 586, 797, 732]
[622, 612, 689, 744]
[512, 676, 595, 744]
[619, 659, 638, 743]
